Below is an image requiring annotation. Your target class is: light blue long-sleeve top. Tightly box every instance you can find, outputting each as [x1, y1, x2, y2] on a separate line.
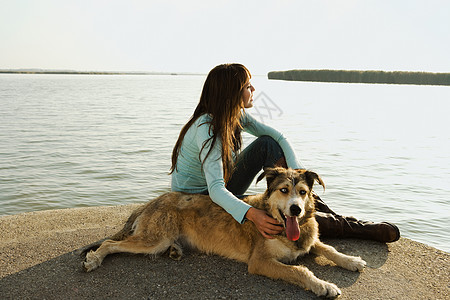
[171, 112, 302, 223]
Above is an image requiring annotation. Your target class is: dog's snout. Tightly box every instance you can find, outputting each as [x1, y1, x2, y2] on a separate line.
[290, 205, 301, 216]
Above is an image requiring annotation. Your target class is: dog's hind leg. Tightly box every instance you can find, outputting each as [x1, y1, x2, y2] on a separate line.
[311, 241, 366, 271]
[248, 254, 341, 298]
[82, 236, 173, 272]
[75, 238, 109, 257]
[76, 205, 146, 257]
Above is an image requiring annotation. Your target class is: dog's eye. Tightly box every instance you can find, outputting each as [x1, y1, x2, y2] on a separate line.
[299, 190, 306, 195]
[280, 188, 288, 194]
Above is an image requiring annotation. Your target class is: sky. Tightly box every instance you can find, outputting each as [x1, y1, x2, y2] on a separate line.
[1, 0, 449, 75]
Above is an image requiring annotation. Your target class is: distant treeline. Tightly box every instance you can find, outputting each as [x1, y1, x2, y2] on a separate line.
[268, 69, 450, 86]
[0, 70, 154, 75]
[1, 71, 131, 75]
[0, 69, 202, 76]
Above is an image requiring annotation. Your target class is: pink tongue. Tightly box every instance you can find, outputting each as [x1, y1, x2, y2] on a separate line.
[286, 216, 300, 241]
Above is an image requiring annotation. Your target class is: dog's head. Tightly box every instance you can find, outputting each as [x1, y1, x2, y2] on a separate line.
[257, 167, 324, 241]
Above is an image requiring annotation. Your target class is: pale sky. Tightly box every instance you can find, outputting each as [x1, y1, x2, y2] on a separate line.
[1, 0, 449, 75]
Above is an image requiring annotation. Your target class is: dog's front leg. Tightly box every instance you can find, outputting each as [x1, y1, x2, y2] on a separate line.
[248, 254, 341, 298]
[311, 241, 366, 271]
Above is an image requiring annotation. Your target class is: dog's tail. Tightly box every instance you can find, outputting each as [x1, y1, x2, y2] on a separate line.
[109, 205, 145, 241]
[75, 204, 146, 257]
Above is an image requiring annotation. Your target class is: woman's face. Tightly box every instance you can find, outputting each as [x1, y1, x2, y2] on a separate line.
[241, 81, 255, 108]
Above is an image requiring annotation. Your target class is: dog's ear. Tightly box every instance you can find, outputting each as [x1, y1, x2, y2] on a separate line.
[304, 170, 325, 191]
[256, 167, 284, 188]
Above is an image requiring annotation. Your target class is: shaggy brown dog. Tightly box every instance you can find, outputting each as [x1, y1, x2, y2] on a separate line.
[80, 168, 366, 298]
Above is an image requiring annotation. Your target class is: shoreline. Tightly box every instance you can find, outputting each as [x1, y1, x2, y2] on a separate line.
[1, 205, 449, 299]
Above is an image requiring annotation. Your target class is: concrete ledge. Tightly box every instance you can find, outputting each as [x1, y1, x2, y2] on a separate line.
[1, 205, 449, 299]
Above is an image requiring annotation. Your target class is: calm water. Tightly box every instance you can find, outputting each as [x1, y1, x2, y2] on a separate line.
[1, 74, 449, 252]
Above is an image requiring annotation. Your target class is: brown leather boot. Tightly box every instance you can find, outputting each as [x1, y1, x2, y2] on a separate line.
[314, 212, 400, 243]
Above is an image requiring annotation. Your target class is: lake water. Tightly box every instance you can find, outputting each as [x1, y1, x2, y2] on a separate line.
[1, 74, 449, 252]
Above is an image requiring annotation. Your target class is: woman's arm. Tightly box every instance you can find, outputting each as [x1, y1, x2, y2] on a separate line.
[197, 122, 252, 223]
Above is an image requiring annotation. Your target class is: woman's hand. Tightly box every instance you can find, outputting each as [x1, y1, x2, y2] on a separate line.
[245, 207, 283, 239]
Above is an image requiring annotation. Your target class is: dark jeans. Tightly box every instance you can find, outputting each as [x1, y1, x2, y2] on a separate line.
[226, 135, 284, 195]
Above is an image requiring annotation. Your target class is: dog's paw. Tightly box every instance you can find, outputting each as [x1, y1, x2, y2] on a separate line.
[311, 280, 341, 298]
[168, 244, 183, 261]
[82, 250, 101, 272]
[343, 256, 366, 272]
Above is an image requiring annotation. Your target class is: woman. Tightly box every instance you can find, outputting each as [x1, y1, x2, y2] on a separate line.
[170, 63, 400, 243]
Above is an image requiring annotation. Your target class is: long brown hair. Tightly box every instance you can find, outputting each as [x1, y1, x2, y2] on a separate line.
[169, 63, 251, 182]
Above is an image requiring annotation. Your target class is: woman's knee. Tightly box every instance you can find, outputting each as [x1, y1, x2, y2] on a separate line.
[255, 135, 282, 151]
[252, 136, 284, 165]
[254, 135, 278, 148]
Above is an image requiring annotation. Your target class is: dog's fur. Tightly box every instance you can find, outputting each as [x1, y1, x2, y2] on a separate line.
[80, 168, 366, 298]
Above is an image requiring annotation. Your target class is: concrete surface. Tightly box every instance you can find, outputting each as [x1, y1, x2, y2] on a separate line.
[1, 204, 449, 299]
